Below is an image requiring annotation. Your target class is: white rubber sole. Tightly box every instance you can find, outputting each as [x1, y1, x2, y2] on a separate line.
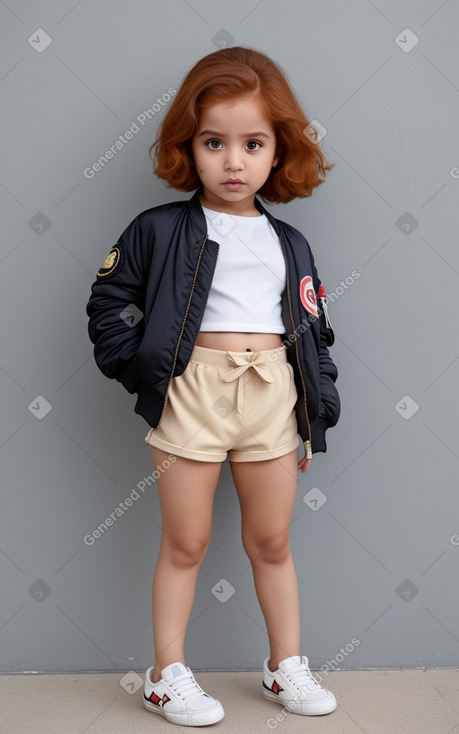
[263, 687, 337, 716]
[143, 697, 225, 726]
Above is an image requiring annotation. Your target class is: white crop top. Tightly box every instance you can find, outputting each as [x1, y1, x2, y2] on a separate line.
[200, 206, 286, 333]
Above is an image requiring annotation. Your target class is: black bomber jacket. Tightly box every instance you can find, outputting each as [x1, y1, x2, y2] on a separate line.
[86, 191, 340, 456]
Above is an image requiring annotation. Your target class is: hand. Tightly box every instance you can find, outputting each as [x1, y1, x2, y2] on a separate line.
[298, 456, 312, 473]
[298, 444, 312, 473]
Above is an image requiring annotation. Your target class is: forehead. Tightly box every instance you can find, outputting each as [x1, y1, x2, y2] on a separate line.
[196, 96, 273, 132]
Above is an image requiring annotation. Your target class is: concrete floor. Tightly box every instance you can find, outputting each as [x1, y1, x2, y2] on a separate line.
[1, 669, 459, 734]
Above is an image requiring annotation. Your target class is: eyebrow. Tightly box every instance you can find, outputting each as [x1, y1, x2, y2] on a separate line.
[196, 130, 271, 139]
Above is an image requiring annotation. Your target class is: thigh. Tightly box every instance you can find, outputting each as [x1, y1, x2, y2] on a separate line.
[230, 449, 298, 551]
[150, 446, 221, 543]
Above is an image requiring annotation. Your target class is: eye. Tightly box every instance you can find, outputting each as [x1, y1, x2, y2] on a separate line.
[206, 139, 223, 150]
[246, 141, 261, 151]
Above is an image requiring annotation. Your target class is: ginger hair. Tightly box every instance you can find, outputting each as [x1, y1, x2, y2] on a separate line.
[150, 46, 333, 204]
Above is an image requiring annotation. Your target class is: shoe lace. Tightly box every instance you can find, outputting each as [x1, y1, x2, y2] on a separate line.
[169, 671, 205, 703]
[285, 662, 321, 694]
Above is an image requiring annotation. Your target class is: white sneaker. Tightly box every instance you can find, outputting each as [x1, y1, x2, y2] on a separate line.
[262, 655, 337, 715]
[144, 662, 224, 726]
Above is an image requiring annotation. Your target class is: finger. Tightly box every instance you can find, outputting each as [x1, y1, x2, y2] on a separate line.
[302, 458, 312, 473]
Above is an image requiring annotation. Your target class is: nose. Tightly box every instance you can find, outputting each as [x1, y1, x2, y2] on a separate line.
[224, 147, 244, 171]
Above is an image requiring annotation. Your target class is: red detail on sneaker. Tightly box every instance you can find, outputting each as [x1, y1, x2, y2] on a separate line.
[272, 680, 284, 695]
[149, 691, 170, 707]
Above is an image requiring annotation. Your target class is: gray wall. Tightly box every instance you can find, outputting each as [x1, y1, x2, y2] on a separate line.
[1, 0, 458, 674]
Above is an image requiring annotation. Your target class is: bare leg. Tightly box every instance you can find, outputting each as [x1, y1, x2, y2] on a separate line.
[230, 450, 300, 671]
[149, 446, 221, 682]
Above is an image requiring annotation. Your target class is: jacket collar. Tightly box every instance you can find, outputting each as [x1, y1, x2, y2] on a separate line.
[187, 190, 282, 237]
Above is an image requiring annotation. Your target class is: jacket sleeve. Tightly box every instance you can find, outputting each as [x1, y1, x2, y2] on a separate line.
[310, 258, 341, 453]
[86, 215, 152, 393]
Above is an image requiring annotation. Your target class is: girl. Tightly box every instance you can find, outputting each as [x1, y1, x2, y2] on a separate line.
[87, 46, 340, 727]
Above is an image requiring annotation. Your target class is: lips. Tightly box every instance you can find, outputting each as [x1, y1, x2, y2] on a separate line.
[222, 179, 245, 191]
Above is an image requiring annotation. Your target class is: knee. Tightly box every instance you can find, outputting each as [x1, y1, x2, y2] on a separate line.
[242, 530, 291, 565]
[163, 534, 210, 568]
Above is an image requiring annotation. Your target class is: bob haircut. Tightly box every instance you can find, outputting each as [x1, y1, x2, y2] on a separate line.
[150, 46, 333, 204]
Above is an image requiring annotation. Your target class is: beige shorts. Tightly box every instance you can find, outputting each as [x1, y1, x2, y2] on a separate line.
[144, 344, 299, 462]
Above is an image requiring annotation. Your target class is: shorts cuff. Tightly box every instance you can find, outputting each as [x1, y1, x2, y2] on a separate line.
[145, 429, 227, 462]
[228, 436, 299, 462]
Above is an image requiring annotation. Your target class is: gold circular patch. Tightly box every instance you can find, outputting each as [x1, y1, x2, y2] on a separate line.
[97, 246, 120, 277]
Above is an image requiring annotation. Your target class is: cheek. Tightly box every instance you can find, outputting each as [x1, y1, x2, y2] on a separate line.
[192, 149, 208, 173]
[196, 157, 213, 174]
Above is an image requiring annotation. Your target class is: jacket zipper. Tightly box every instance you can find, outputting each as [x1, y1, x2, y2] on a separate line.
[156, 235, 209, 427]
[278, 232, 313, 459]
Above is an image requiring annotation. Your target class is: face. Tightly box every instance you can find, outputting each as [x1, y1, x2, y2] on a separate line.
[191, 95, 279, 216]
